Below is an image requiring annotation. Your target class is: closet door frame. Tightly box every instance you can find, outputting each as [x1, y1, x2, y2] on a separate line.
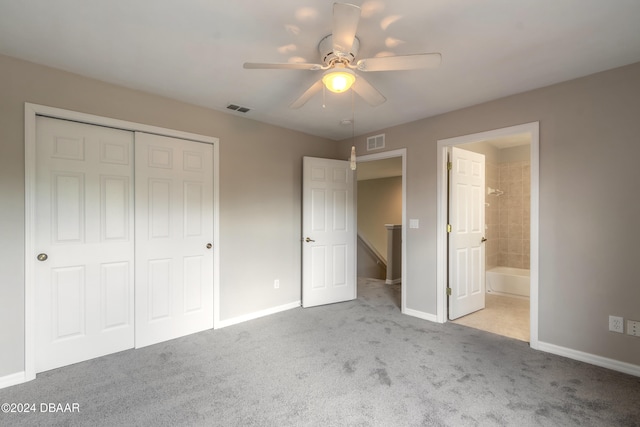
[24, 103, 220, 382]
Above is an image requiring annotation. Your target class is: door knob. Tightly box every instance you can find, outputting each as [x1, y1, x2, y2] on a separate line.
[481, 237, 487, 243]
[37, 253, 48, 261]
[305, 237, 315, 243]
[206, 243, 212, 249]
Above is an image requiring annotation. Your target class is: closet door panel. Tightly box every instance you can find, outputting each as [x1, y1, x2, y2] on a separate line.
[135, 132, 214, 348]
[35, 117, 134, 373]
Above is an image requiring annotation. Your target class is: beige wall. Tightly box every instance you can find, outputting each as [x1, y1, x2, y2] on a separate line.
[2, 52, 639, 378]
[0, 54, 339, 376]
[339, 61, 640, 366]
[357, 176, 402, 261]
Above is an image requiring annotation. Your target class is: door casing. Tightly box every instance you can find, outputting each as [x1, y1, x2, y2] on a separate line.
[436, 122, 539, 349]
[24, 103, 220, 383]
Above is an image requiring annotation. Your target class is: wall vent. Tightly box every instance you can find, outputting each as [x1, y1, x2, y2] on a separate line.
[226, 104, 251, 113]
[367, 134, 385, 151]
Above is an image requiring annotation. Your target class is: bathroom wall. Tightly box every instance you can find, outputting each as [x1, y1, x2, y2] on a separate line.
[458, 142, 530, 271]
[497, 145, 531, 269]
[485, 160, 500, 269]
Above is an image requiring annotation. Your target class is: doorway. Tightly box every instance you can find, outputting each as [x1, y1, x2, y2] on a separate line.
[436, 123, 539, 348]
[356, 149, 407, 312]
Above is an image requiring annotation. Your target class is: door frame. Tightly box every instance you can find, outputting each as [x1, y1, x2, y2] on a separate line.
[357, 149, 407, 313]
[24, 103, 221, 382]
[436, 122, 539, 349]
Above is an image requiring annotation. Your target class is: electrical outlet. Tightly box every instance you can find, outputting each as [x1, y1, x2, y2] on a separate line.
[274, 279, 279, 289]
[609, 315, 624, 333]
[627, 320, 640, 337]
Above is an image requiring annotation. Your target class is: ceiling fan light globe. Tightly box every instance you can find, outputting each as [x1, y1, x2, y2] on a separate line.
[322, 70, 356, 93]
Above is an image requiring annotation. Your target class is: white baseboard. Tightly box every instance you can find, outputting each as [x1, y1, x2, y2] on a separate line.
[0, 371, 28, 390]
[403, 307, 439, 323]
[538, 341, 640, 378]
[385, 278, 402, 285]
[216, 301, 301, 329]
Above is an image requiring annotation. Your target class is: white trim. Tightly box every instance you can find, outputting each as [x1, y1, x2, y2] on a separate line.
[403, 308, 438, 323]
[216, 301, 301, 329]
[24, 103, 221, 384]
[538, 341, 640, 378]
[385, 278, 402, 285]
[436, 122, 540, 350]
[25, 103, 218, 143]
[357, 149, 407, 314]
[24, 105, 37, 382]
[0, 372, 28, 389]
[212, 141, 221, 330]
[435, 146, 449, 324]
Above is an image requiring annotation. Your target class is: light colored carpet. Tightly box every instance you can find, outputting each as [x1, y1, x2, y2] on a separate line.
[1, 278, 638, 426]
[452, 294, 530, 342]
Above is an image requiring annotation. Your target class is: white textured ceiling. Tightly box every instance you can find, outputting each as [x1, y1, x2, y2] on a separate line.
[1, 1, 639, 140]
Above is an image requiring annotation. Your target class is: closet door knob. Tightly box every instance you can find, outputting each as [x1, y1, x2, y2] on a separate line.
[305, 237, 315, 243]
[206, 243, 212, 249]
[481, 237, 487, 243]
[37, 253, 48, 261]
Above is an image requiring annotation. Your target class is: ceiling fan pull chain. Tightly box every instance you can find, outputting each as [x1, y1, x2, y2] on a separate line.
[322, 85, 326, 108]
[350, 89, 357, 171]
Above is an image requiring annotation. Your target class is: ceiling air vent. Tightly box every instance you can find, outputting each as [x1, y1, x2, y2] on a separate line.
[367, 134, 385, 151]
[226, 104, 251, 113]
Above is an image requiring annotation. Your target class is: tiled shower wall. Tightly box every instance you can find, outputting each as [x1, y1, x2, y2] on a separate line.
[468, 141, 530, 271]
[485, 161, 499, 269]
[497, 160, 531, 269]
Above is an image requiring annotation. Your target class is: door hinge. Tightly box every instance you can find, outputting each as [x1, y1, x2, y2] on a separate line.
[447, 161, 452, 171]
[446, 287, 452, 296]
[447, 224, 452, 233]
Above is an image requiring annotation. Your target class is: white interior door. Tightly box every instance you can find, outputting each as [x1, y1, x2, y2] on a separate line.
[302, 157, 356, 308]
[134, 132, 214, 348]
[35, 117, 134, 372]
[449, 147, 486, 320]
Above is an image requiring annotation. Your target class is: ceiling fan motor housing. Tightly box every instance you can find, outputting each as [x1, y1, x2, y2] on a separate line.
[319, 35, 360, 66]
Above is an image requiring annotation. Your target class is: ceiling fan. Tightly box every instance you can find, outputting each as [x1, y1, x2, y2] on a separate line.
[243, 2, 441, 109]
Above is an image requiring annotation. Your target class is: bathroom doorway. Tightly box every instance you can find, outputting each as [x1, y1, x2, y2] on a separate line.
[436, 123, 539, 347]
[451, 136, 531, 341]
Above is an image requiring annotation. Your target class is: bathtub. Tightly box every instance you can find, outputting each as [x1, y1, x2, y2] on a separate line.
[486, 266, 530, 298]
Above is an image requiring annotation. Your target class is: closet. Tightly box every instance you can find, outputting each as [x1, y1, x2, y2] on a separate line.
[34, 116, 214, 372]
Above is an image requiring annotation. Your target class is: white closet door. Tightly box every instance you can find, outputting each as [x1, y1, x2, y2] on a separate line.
[134, 132, 214, 348]
[35, 117, 134, 372]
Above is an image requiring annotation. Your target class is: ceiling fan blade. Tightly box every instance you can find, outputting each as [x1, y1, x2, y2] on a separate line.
[244, 62, 323, 70]
[290, 80, 324, 109]
[356, 53, 442, 72]
[351, 76, 386, 106]
[332, 3, 361, 55]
